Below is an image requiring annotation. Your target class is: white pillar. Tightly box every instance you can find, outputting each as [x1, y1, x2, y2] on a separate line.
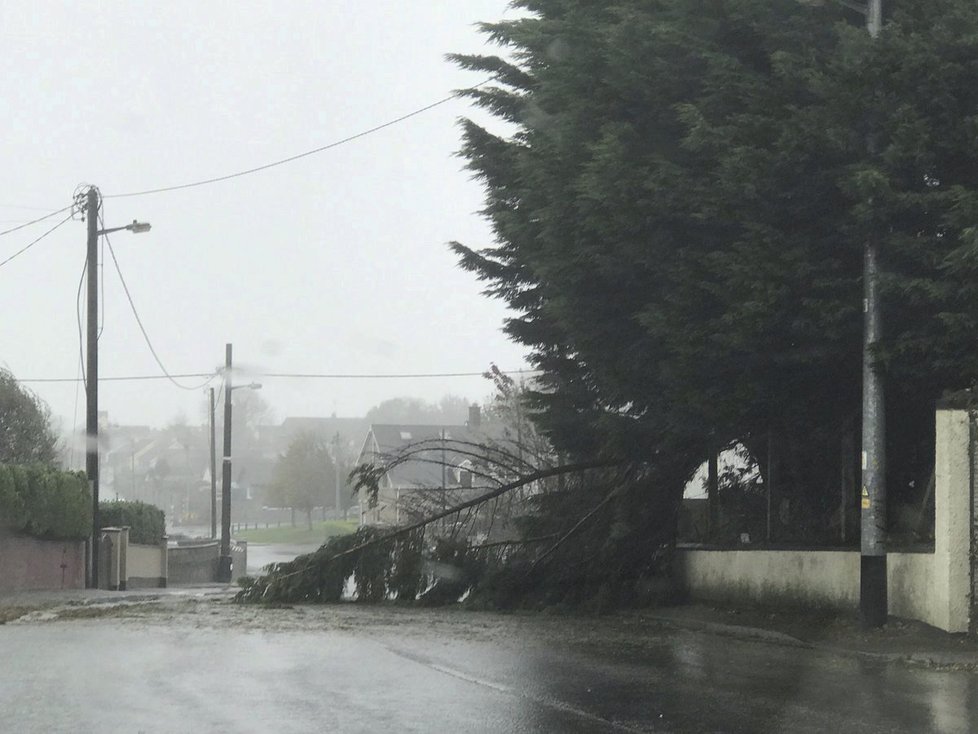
[932, 409, 971, 632]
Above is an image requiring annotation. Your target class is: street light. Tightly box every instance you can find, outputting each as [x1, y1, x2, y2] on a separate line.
[217, 341, 261, 583]
[83, 187, 150, 590]
[99, 219, 151, 236]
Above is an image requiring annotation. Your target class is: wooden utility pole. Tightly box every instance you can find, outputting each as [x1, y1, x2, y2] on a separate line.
[218, 344, 233, 582]
[209, 387, 217, 539]
[860, 0, 887, 629]
[334, 432, 344, 521]
[85, 187, 100, 588]
[707, 445, 719, 539]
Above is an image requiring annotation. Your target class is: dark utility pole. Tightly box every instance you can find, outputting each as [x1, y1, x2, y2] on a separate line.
[333, 432, 343, 520]
[860, 0, 887, 628]
[85, 187, 100, 589]
[209, 387, 217, 540]
[218, 344, 233, 582]
[707, 446, 718, 539]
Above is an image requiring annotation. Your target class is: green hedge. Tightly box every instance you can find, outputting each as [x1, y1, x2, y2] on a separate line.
[99, 500, 165, 545]
[0, 465, 92, 540]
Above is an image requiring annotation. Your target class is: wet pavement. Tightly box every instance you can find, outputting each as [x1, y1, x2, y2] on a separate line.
[2, 594, 977, 733]
[246, 543, 319, 576]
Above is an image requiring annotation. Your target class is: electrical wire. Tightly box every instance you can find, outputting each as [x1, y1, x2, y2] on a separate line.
[75, 256, 87, 388]
[256, 370, 541, 379]
[97, 237, 105, 339]
[68, 351, 83, 467]
[0, 203, 73, 238]
[21, 373, 218, 384]
[103, 80, 493, 200]
[102, 227, 219, 391]
[16, 368, 541, 384]
[0, 213, 73, 270]
[0, 203, 63, 212]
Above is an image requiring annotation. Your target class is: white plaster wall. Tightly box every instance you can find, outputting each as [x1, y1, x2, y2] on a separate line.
[931, 410, 971, 633]
[677, 549, 859, 610]
[677, 549, 941, 625]
[887, 552, 935, 626]
[127, 543, 166, 585]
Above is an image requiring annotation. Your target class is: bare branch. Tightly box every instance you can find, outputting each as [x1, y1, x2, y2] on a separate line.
[264, 458, 618, 586]
[529, 469, 634, 570]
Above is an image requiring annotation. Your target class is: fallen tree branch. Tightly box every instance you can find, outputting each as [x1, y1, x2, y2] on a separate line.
[529, 467, 633, 571]
[258, 458, 618, 587]
[468, 533, 558, 550]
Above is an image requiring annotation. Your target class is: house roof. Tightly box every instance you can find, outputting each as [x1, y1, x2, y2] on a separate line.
[279, 416, 368, 437]
[357, 422, 502, 489]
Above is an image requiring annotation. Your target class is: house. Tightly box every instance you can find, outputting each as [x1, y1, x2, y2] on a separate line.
[355, 406, 503, 527]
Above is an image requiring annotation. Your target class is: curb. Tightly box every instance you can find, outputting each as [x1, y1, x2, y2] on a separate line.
[643, 614, 812, 649]
[643, 614, 978, 671]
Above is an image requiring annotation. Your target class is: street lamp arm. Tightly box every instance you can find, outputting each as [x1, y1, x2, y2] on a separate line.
[230, 383, 262, 392]
[97, 220, 151, 236]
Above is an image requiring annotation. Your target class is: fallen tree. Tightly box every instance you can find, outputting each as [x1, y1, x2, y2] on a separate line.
[234, 457, 633, 606]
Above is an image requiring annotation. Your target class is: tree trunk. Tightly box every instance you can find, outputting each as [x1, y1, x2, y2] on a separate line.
[290, 506, 296, 527]
[306, 509, 313, 530]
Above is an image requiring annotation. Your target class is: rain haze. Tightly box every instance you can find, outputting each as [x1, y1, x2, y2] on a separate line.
[0, 1, 527, 432]
[9, 3, 978, 732]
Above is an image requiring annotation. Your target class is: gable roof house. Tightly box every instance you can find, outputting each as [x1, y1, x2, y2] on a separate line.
[355, 407, 496, 528]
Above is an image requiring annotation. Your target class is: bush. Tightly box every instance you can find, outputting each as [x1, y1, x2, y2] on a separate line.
[99, 500, 166, 545]
[0, 464, 92, 540]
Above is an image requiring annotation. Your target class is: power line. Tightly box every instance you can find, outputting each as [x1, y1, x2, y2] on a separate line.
[75, 255, 87, 388]
[68, 351, 83, 466]
[0, 213, 74, 269]
[20, 373, 218, 384]
[103, 80, 492, 200]
[0, 203, 62, 212]
[256, 370, 541, 379]
[0, 204, 73, 238]
[16, 368, 541, 384]
[102, 225, 219, 392]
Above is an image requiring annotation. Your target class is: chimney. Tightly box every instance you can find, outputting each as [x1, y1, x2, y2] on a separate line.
[468, 404, 481, 428]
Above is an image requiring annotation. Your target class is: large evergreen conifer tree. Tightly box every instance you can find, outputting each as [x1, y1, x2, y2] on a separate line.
[452, 0, 978, 532]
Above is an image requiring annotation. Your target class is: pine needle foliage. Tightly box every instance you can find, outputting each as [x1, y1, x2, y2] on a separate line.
[451, 0, 978, 524]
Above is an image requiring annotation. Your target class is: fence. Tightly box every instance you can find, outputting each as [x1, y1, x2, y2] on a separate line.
[675, 408, 972, 633]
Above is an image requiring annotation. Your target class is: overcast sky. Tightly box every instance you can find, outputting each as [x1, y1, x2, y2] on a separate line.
[0, 1, 530, 432]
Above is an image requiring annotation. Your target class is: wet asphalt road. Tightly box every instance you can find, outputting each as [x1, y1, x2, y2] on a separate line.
[247, 543, 320, 576]
[1, 598, 976, 734]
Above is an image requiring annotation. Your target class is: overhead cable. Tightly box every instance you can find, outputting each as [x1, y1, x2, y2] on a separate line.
[102, 223, 219, 392]
[0, 204, 73, 238]
[16, 368, 540, 384]
[103, 80, 492, 199]
[0, 213, 74, 269]
[256, 370, 541, 379]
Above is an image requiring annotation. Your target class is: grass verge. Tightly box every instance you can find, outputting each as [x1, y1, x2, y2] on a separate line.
[235, 519, 359, 545]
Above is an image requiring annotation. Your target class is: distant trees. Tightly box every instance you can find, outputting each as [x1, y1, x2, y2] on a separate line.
[269, 431, 335, 529]
[0, 368, 59, 466]
[364, 395, 471, 425]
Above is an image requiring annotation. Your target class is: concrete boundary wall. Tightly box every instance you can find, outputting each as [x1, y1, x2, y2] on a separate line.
[0, 532, 86, 591]
[127, 542, 167, 588]
[167, 540, 220, 585]
[167, 539, 248, 585]
[676, 409, 972, 633]
[99, 528, 168, 590]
